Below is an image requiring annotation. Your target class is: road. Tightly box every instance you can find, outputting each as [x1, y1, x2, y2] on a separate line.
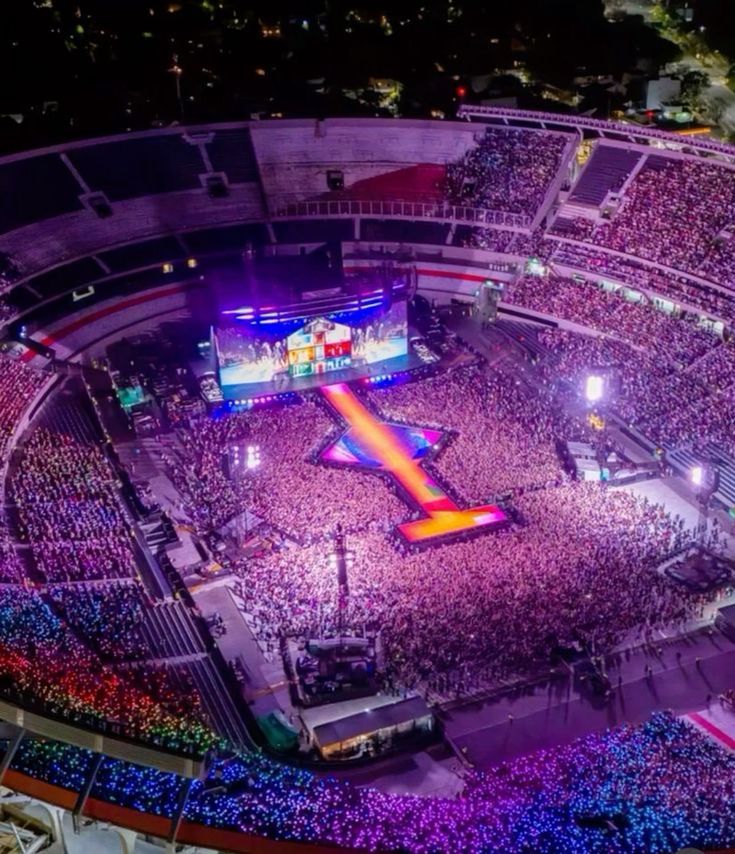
[610, 0, 735, 135]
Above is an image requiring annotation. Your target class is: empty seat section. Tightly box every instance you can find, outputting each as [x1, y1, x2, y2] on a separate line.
[29, 257, 106, 299]
[184, 224, 268, 253]
[0, 155, 83, 233]
[361, 219, 449, 244]
[324, 164, 447, 203]
[99, 236, 185, 273]
[644, 154, 672, 173]
[273, 219, 354, 244]
[451, 224, 475, 247]
[6, 287, 38, 311]
[206, 130, 258, 183]
[68, 136, 204, 201]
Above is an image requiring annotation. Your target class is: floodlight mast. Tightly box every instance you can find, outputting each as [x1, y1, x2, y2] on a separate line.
[690, 463, 720, 552]
[331, 524, 354, 639]
[585, 375, 604, 404]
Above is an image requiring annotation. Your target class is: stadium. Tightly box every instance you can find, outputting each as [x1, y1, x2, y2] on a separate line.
[0, 108, 735, 853]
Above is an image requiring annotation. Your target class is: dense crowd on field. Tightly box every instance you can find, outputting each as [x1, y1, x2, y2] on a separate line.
[169, 400, 408, 539]
[168, 364, 587, 539]
[0, 523, 23, 584]
[169, 370, 570, 539]
[365, 365, 566, 502]
[150, 357, 735, 697]
[233, 482, 702, 699]
[0, 319, 729, 754]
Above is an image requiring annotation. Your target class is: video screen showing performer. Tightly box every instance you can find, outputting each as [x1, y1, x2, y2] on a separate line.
[216, 301, 408, 390]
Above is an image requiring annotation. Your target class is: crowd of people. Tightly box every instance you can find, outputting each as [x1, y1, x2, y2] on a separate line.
[537, 327, 735, 455]
[2, 127, 735, 854]
[547, 239, 735, 325]
[548, 155, 735, 290]
[637, 340, 735, 451]
[444, 135, 735, 326]
[143, 355, 732, 702]
[0, 402, 217, 752]
[12, 424, 139, 581]
[365, 365, 565, 502]
[233, 481, 698, 700]
[10, 707, 735, 853]
[0, 354, 49, 583]
[170, 399, 408, 539]
[445, 127, 569, 220]
[537, 327, 661, 416]
[508, 273, 718, 366]
[47, 582, 151, 662]
[168, 361, 590, 544]
[0, 352, 47, 461]
[60, 348, 719, 727]
[0, 585, 215, 754]
[503, 262, 735, 457]
[0, 336, 725, 747]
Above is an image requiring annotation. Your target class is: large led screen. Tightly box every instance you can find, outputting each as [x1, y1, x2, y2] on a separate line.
[216, 301, 408, 390]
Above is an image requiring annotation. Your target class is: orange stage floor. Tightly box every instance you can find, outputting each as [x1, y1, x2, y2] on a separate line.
[321, 382, 507, 543]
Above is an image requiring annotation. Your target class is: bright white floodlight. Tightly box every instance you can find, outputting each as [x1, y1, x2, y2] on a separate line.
[585, 375, 604, 404]
[690, 465, 704, 488]
[246, 445, 261, 470]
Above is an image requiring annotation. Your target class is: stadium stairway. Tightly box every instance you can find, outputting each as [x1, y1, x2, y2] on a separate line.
[40, 389, 99, 443]
[570, 145, 644, 208]
[187, 657, 253, 749]
[140, 601, 207, 659]
[493, 319, 549, 361]
[139, 512, 178, 549]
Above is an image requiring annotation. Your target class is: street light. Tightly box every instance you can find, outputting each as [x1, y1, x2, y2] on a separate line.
[331, 525, 355, 637]
[168, 54, 184, 119]
[689, 462, 720, 553]
[246, 445, 261, 470]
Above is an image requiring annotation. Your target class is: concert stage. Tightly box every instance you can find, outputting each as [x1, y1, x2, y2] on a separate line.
[220, 349, 425, 402]
[321, 383, 507, 544]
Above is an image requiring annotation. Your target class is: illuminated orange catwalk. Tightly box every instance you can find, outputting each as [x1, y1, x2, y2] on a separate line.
[321, 382, 507, 543]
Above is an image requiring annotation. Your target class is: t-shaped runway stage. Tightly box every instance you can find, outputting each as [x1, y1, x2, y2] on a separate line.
[321, 382, 507, 544]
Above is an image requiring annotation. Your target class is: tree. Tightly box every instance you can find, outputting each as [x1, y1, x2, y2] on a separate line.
[680, 70, 711, 102]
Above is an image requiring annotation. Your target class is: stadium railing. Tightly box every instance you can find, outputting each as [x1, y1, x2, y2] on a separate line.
[271, 199, 532, 230]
